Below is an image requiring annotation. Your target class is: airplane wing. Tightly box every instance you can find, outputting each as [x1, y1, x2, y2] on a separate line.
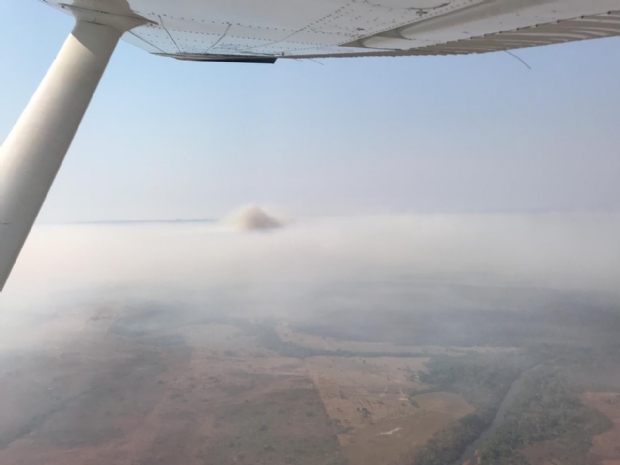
[44, 0, 620, 61]
[2, 0, 620, 291]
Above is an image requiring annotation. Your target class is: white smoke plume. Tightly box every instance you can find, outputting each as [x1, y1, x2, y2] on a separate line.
[1, 211, 620, 351]
[223, 205, 285, 231]
[2, 213, 619, 298]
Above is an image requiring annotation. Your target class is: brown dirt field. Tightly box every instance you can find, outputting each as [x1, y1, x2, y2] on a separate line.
[0, 317, 345, 465]
[305, 356, 474, 465]
[582, 392, 620, 465]
[343, 410, 457, 465]
[411, 392, 475, 417]
[305, 357, 427, 431]
[276, 323, 518, 357]
[0, 307, 480, 465]
[146, 323, 264, 355]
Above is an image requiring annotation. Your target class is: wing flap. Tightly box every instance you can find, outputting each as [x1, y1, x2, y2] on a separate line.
[286, 11, 620, 58]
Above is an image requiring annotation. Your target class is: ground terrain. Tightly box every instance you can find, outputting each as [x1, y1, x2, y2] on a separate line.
[1, 294, 619, 465]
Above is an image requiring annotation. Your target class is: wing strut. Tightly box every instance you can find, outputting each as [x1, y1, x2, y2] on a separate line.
[0, 8, 146, 291]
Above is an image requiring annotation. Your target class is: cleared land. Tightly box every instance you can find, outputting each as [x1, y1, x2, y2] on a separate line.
[0, 307, 490, 465]
[277, 323, 518, 357]
[582, 392, 620, 465]
[2, 299, 620, 465]
[0, 310, 345, 465]
[305, 356, 474, 465]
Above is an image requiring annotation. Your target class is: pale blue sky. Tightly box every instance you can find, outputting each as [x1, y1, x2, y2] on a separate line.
[1, 1, 619, 221]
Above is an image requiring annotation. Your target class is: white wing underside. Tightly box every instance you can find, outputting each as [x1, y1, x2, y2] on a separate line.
[44, 0, 620, 61]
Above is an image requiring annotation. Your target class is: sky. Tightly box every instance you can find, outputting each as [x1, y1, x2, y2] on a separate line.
[1, 1, 620, 221]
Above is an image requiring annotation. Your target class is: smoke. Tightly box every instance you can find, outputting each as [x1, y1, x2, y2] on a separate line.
[223, 205, 285, 231]
[2, 212, 619, 299]
[1, 211, 620, 350]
